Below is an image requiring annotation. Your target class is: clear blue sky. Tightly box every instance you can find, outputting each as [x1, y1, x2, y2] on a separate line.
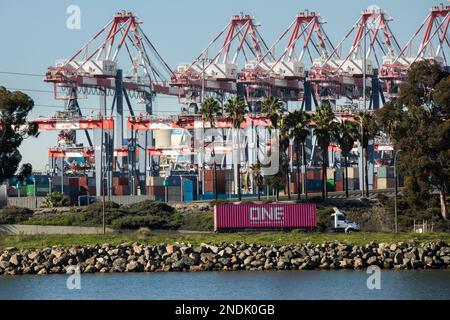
[0, 0, 438, 170]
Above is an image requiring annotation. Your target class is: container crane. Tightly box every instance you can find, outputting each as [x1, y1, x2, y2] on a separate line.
[44, 11, 177, 195]
[380, 5, 449, 98]
[170, 13, 271, 112]
[309, 6, 403, 109]
[239, 10, 336, 111]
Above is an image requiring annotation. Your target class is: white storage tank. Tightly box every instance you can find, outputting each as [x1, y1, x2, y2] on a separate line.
[155, 130, 172, 148]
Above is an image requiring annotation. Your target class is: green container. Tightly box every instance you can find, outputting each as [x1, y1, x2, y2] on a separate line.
[26, 184, 50, 196]
[326, 179, 335, 192]
[377, 166, 395, 178]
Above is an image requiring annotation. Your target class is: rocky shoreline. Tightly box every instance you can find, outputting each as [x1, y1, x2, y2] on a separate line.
[1, 241, 450, 275]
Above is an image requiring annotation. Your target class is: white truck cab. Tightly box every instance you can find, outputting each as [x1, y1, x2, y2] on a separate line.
[331, 207, 361, 233]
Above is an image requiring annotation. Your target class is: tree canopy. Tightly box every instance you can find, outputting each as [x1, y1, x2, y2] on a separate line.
[0, 87, 38, 184]
[376, 60, 449, 219]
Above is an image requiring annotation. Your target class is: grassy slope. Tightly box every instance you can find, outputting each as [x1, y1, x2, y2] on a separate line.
[1, 232, 449, 250]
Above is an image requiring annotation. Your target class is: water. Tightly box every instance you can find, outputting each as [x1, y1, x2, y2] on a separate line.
[0, 270, 449, 300]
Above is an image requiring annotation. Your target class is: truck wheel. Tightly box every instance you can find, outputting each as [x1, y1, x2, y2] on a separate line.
[345, 228, 354, 234]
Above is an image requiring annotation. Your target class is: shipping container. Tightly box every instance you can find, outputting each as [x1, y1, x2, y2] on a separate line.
[326, 179, 335, 192]
[26, 184, 49, 197]
[214, 203, 317, 231]
[335, 168, 344, 180]
[306, 179, 323, 191]
[326, 168, 335, 180]
[377, 177, 395, 189]
[377, 166, 395, 178]
[347, 167, 359, 179]
[335, 180, 344, 192]
[306, 168, 322, 180]
[114, 185, 130, 195]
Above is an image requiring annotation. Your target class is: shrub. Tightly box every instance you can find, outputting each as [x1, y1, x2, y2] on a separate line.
[123, 200, 175, 216]
[136, 227, 152, 238]
[181, 213, 214, 231]
[41, 192, 68, 208]
[77, 201, 125, 225]
[111, 215, 180, 230]
[209, 199, 230, 207]
[0, 206, 33, 224]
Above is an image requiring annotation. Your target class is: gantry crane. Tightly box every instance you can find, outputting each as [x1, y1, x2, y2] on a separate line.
[44, 11, 179, 195]
[308, 6, 403, 109]
[239, 10, 336, 111]
[380, 5, 449, 98]
[170, 13, 271, 112]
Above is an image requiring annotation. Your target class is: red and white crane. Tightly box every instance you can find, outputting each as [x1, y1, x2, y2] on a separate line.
[308, 6, 403, 106]
[170, 13, 271, 109]
[45, 11, 176, 99]
[380, 5, 449, 98]
[239, 10, 336, 108]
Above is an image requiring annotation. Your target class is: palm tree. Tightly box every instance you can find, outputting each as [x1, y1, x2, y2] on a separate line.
[356, 111, 378, 198]
[224, 96, 248, 201]
[335, 120, 359, 198]
[262, 96, 288, 201]
[312, 103, 338, 199]
[279, 116, 292, 200]
[262, 96, 284, 131]
[250, 162, 264, 200]
[285, 110, 312, 200]
[200, 97, 221, 200]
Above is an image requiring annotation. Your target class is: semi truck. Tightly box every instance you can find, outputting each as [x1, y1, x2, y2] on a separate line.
[213, 203, 360, 233]
[330, 207, 361, 233]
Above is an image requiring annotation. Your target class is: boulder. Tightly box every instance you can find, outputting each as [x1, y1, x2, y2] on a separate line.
[394, 252, 404, 265]
[126, 261, 141, 272]
[9, 254, 20, 267]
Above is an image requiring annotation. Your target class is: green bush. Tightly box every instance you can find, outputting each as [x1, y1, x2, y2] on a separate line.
[181, 213, 214, 231]
[24, 214, 79, 226]
[317, 207, 334, 231]
[41, 192, 68, 208]
[209, 199, 230, 207]
[77, 201, 126, 225]
[123, 200, 175, 216]
[111, 215, 180, 230]
[0, 207, 33, 224]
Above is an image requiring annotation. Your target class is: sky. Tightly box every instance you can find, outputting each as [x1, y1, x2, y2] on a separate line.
[0, 0, 440, 170]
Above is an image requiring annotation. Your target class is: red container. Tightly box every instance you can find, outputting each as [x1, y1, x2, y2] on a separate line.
[335, 180, 344, 192]
[88, 186, 96, 195]
[68, 177, 79, 187]
[79, 176, 88, 186]
[306, 169, 322, 180]
[147, 186, 165, 196]
[214, 203, 317, 231]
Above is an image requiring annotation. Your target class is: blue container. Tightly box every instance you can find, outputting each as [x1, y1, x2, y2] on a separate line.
[67, 185, 79, 196]
[8, 177, 19, 186]
[183, 179, 196, 192]
[183, 191, 197, 201]
[306, 179, 323, 191]
[166, 176, 181, 186]
[335, 169, 344, 180]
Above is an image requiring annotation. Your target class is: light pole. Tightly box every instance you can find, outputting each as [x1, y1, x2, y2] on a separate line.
[360, 19, 367, 198]
[394, 149, 402, 233]
[101, 116, 106, 235]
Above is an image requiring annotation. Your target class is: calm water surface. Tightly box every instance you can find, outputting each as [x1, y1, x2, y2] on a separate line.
[0, 270, 449, 300]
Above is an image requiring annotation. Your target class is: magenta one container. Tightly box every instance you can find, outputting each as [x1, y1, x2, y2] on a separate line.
[214, 203, 317, 231]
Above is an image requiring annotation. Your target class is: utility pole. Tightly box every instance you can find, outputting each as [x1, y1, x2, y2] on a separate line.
[361, 19, 367, 198]
[101, 116, 106, 235]
[394, 149, 402, 233]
